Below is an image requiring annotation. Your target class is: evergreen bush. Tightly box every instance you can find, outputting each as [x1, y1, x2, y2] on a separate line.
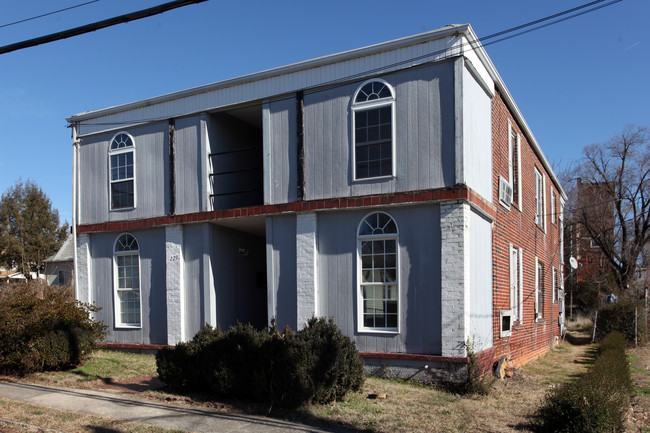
[156, 317, 364, 408]
[0, 282, 106, 374]
[534, 332, 632, 433]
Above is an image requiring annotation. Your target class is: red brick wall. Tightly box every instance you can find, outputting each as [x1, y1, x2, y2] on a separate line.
[491, 89, 562, 367]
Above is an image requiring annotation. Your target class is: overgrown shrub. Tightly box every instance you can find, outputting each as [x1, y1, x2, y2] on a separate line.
[0, 282, 107, 374]
[533, 332, 633, 433]
[595, 301, 642, 343]
[156, 317, 364, 408]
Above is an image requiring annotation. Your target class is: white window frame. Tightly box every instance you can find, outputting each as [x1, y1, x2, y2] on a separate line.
[518, 247, 523, 323]
[535, 168, 546, 231]
[108, 132, 137, 210]
[551, 190, 556, 225]
[535, 257, 544, 320]
[351, 79, 396, 181]
[552, 266, 557, 303]
[507, 120, 522, 209]
[113, 233, 142, 328]
[357, 211, 399, 333]
[509, 244, 519, 321]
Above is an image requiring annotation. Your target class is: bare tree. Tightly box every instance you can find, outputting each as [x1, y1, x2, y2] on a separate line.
[577, 125, 650, 293]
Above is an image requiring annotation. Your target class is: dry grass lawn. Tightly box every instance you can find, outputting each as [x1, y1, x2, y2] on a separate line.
[4, 323, 648, 433]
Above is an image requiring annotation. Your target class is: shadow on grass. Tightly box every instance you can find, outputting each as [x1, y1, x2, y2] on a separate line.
[564, 331, 593, 346]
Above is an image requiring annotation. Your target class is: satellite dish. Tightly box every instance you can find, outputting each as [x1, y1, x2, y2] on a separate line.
[569, 257, 578, 270]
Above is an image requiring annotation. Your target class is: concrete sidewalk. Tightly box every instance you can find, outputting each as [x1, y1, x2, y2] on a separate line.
[0, 382, 347, 433]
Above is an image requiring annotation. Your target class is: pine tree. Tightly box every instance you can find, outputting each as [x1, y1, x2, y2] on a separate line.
[0, 180, 68, 278]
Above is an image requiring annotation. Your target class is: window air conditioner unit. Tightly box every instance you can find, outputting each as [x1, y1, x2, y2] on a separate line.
[500, 310, 513, 337]
[499, 176, 513, 208]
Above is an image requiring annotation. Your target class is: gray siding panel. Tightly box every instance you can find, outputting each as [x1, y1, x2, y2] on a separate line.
[266, 215, 297, 330]
[468, 209, 493, 350]
[265, 98, 297, 204]
[78, 123, 169, 225]
[175, 116, 203, 215]
[89, 229, 166, 345]
[182, 224, 207, 338]
[317, 205, 442, 355]
[303, 62, 455, 201]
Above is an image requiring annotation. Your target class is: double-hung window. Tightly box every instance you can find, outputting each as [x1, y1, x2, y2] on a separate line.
[109, 133, 135, 209]
[535, 168, 545, 230]
[535, 257, 544, 320]
[508, 120, 521, 208]
[358, 212, 399, 332]
[113, 233, 141, 327]
[352, 80, 395, 180]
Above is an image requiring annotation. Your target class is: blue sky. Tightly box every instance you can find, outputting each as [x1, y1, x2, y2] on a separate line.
[0, 0, 648, 224]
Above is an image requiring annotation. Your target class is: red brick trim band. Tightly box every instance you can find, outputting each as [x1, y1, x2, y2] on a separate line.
[78, 186, 496, 234]
[99, 342, 470, 365]
[360, 352, 470, 364]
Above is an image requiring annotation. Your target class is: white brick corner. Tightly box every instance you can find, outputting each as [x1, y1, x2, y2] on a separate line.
[165, 225, 184, 345]
[296, 213, 317, 329]
[75, 234, 91, 305]
[440, 202, 471, 357]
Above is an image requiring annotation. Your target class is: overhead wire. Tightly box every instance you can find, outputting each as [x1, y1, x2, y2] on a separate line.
[74, 0, 622, 128]
[0, 0, 101, 30]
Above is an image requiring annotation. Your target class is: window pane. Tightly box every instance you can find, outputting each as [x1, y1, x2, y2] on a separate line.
[374, 255, 384, 268]
[355, 111, 367, 127]
[385, 240, 396, 253]
[362, 255, 372, 269]
[361, 241, 372, 254]
[373, 240, 384, 254]
[386, 314, 398, 328]
[386, 285, 398, 300]
[362, 270, 372, 283]
[385, 268, 397, 282]
[385, 253, 396, 268]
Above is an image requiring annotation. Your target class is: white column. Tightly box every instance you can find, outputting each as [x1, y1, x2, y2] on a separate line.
[296, 213, 317, 329]
[440, 202, 471, 357]
[75, 234, 91, 305]
[165, 225, 184, 345]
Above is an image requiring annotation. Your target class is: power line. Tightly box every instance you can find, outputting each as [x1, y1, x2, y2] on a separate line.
[0, 0, 208, 55]
[0, 0, 101, 30]
[74, 0, 622, 130]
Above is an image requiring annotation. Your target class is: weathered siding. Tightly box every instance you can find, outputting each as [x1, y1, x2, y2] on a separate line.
[88, 229, 167, 345]
[303, 62, 456, 201]
[317, 205, 442, 355]
[468, 209, 493, 350]
[266, 215, 297, 330]
[175, 116, 204, 215]
[263, 98, 297, 205]
[181, 224, 209, 339]
[462, 63, 493, 202]
[77, 123, 168, 225]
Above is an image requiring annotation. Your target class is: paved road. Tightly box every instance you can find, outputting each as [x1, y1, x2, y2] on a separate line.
[0, 381, 347, 433]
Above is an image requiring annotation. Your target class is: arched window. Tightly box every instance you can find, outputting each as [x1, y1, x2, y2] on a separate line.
[352, 80, 395, 180]
[113, 233, 141, 327]
[357, 212, 399, 331]
[108, 132, 135, 209]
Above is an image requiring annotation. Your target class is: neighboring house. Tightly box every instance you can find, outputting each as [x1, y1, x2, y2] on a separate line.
[0, 270, 27, 283]
[44, 235, 75, 287]
[68, 24, 566, 377]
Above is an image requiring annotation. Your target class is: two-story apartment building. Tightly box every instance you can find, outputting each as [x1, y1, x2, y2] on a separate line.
[68, 24, 566, 378]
